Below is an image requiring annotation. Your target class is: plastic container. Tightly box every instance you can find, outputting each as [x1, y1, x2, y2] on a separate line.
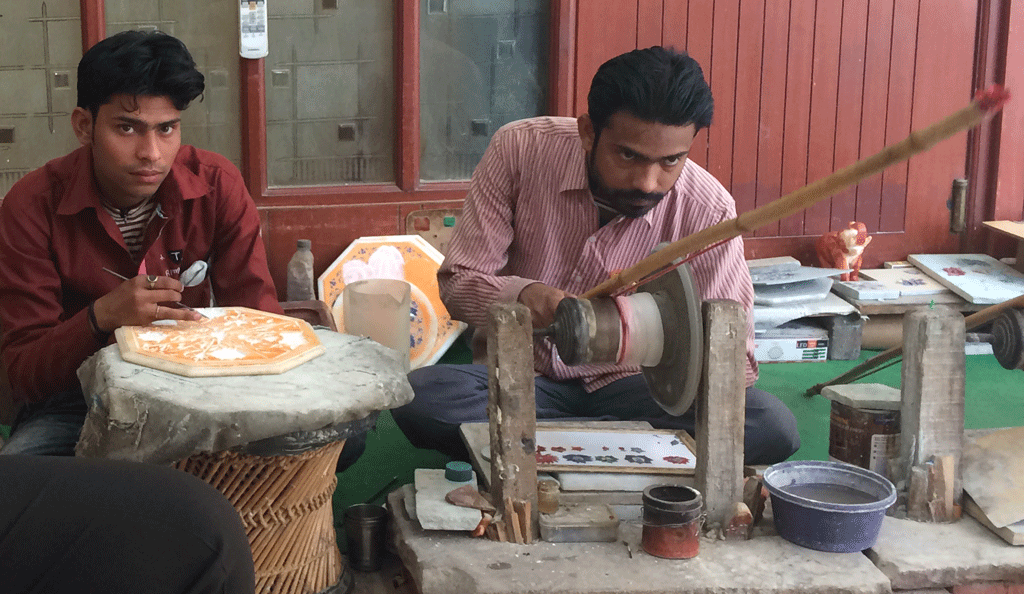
[538, 503, 618, 543]
[286, 239, 315, 301]
[342, 278, 411, 371]
[641, 485, 703, 559]
[763, 460, 896, 553]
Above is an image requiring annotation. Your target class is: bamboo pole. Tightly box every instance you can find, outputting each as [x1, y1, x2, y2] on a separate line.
[805, 293, 1024, 396]
[582, 87, 1010, 299]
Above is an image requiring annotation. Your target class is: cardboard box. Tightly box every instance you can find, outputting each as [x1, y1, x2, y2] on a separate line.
[754, 321, 829, 363]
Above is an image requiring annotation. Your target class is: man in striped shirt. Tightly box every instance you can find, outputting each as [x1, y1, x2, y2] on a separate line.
[393, 47, 800, 465]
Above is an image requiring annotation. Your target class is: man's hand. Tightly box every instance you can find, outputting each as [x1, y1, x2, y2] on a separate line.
[92, 275, 202, 332]
[518, 282, 574, 329]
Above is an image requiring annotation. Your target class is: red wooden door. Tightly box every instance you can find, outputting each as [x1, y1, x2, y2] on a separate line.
[573, 0, 979, 267]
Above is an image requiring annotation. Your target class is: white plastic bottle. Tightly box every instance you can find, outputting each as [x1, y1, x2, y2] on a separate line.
[286, 239, 315, 301]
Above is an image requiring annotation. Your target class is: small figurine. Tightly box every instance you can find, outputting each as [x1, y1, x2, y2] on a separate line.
[816, 221, 872, 281]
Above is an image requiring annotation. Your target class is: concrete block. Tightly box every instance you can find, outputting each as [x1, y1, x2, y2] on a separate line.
[953, 583, 1024, 594]
[824, 313, 864, 360]
[868, 515, 1024, 590]
[414, 468, 481, 531]
[390, 490, 891, 594]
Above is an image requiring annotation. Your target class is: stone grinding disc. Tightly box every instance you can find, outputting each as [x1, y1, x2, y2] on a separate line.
[639, 262, 704, 416]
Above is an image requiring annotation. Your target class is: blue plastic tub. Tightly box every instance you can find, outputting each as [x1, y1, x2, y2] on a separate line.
[763, 460, 896, 553]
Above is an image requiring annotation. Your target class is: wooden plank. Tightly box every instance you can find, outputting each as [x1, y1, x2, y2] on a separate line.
[778, 0, 815, 237]
[661, 0, 689, 48]
[899, 307, 965, 521]
[637, 0, 665, 48]
[878, 0, 918, 234]
[706, 0, 739, 188]
[486, 302, 538, 542]
[573, 1, 639, 114]
[992, 0, 1024, 223]
[695, 300, 746, 530]
[685, 0, 714, 168]
[752, 2, 788, 237]
[395, 0, 420, 192]
[830, 0, 869, 231]
[803, 0, 843, 237]
[548, 0, 578, 117]
[856, 0, 895, 232]
[904, 0, 977, 254]
[730, 0, 765, 216]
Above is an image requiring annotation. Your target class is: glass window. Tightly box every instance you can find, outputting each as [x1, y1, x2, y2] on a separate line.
[265, 1, 395, 187]
[0, 0, 81, 197]
[105, 1, 242, 169]
[419, 0, 549, 181]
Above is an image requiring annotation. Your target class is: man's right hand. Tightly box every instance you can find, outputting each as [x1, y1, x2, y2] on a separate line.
[518, 282, 574, 329]
[92, 274, 201, 332]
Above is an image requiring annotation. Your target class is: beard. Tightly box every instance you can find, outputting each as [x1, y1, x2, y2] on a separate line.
[586, 152, 665, 219]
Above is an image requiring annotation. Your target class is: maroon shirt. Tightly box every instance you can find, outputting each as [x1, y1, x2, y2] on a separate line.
[0, 145, 282, 403]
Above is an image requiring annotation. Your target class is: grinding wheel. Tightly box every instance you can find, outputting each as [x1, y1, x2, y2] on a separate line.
[545, 262, 704, 416]
[638, 262, 704, 415]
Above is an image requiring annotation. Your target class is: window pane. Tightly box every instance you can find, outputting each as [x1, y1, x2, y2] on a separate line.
[266, 1, 395, 187]
[105, 1, 242, 169]
[0, 0, 81, 197]
[420, 0, 549, 181]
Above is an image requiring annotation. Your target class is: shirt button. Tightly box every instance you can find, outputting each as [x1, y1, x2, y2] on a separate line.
[574, 275, 583, 283]
[587, 237, 596, 243]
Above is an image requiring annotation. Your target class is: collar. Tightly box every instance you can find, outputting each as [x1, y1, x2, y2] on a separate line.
[56, 145, 210, 218]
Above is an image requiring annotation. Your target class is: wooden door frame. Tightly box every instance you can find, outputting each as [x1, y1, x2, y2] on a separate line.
[968, 0, 1024, 257]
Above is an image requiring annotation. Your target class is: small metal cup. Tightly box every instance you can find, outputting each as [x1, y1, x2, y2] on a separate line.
[343, 503, 388, 571]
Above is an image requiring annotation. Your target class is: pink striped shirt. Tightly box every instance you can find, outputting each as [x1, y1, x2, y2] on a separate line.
[439, 116, 758, 390]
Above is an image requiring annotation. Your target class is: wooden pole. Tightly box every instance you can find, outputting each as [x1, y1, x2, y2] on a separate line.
[695, 300, 747, 533]
[486, 302, 538, 544]
[582, 87, 1009, 299]
[806, 293, 1024, 395]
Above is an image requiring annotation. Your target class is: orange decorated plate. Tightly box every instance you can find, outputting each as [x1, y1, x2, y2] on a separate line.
[114, 307, 325, 377]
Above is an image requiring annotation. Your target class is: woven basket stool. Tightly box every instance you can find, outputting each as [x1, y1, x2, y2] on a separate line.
[176, 440, 351, 594]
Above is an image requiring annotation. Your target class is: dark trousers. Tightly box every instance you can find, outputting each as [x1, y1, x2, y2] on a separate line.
[0, 455, 255, 594]
[393, 364, 800, 466]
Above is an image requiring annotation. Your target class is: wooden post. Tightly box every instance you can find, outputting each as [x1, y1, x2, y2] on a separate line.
[695, 300, 747, 532]
[899, 307, 965, 522]
[486, 302, 538, 542]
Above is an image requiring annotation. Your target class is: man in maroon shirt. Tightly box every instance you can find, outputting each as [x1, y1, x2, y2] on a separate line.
[0, 30, 281, 456]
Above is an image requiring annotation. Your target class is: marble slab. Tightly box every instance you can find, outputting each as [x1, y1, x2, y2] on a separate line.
[908, 253, 1024, 304]
[76, 330, 413, 465]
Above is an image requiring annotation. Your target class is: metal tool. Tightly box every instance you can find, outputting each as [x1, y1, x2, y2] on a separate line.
[538, 260, 704, 416]
[101, 267, 209, 318]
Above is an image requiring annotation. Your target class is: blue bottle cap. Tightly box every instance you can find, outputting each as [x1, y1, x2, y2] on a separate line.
[445, 460, 474, 482]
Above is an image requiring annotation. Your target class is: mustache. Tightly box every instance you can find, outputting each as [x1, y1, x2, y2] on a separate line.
[596, 188, 664, 204]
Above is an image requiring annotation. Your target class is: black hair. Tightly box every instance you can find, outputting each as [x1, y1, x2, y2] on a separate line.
[77, 30, 205, 117]
[587, 46, 713, 137]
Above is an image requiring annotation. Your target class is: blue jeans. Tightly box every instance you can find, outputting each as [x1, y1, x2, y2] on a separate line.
[0, 390, 88, 456]
[392, 364, 801, 465]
